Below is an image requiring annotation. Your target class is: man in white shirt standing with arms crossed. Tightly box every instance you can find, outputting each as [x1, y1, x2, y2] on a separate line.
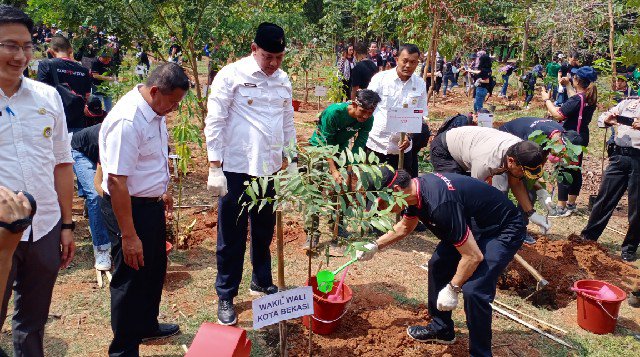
[0, 6, 75, 357]
[205, 22, 297, 326]
[366, 44, 427, 174]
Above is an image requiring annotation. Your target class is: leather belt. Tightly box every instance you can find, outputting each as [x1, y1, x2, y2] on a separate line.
[613, 145, 640, 157]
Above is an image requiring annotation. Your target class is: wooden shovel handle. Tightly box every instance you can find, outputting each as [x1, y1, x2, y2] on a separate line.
[514, 253, 548, 286]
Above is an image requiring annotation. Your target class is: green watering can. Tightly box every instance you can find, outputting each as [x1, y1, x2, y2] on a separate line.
[316, 257, 357, 293]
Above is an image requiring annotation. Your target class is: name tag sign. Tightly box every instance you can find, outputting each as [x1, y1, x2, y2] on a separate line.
[477, 112, 494, 128]
[314, 85, 328, 97]
[30, 60, 40, 71]
[135, 65, 147, 75]
[252, 286, 314, 329]
[385, 107, 424, 133]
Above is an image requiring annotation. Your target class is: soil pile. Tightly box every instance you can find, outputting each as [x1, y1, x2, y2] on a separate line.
[499, 234, 639, 309]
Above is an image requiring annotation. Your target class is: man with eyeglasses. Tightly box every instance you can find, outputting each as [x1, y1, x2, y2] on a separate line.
[0, 6, 76, 357]
[204, 22, 297, 326]
[430, 126, 551, 243]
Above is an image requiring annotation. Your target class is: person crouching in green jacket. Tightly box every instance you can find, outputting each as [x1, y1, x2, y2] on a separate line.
[304, 89, 381, 252]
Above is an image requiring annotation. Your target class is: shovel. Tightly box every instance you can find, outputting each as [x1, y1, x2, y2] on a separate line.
[317, 257, 357, 293]
[571, 286, 617, 300]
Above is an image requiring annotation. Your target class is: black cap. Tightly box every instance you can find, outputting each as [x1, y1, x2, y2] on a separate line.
[511, 141, 546, 179]
[254, 22, 286, 53]
[86, 95, 105, 116]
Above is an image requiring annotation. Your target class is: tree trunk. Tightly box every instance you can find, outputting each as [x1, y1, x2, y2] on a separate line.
[425, 10, 441, 103]
[521, 14, 530, 65]
[608, 0, 617, 90]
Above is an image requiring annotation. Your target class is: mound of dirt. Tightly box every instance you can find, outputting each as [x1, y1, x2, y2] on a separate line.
[498, 234, 640, 309]
[286, 285, 468, 357]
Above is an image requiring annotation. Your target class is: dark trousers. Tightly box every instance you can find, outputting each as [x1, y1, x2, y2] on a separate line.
[557, 154, 583, 201]
[429, 134, 466, 174]
[0, 222, 61, 357]
[582, 154, 640, 254]
[427, 226, 524, 357]
[101, 196, 167, 357]
[216, 171, 275, 300]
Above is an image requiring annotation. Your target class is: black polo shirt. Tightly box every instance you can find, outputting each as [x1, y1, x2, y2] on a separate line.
[351, 59, 379, 89]
[498, 117, 564, 140]
[558, 94, 596, 146]
[71, 123, 101, 164]
[90, 58, 111, 87]
[404, 173, 524, 246]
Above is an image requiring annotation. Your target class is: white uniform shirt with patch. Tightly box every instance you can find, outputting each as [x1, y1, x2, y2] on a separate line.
[0, 78, 73, 242]
[598, 98, 640, 149]
[204, 55, 296, 177]
[444, 126, 522, 190]
[99, 85, 170, 197]
[366, 69, 427, 155]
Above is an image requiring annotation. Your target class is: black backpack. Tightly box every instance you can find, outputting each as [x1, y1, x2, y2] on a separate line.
[50, 60, 87, 128]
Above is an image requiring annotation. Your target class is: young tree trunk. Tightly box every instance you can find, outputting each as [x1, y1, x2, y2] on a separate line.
[608, 0, 617, 90]
[521, 15, 530, 65]
[425, 10, 441, 104]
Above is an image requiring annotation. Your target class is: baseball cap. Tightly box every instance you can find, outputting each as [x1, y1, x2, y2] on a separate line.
[85, 95, 104, 116]
[557, 53, 565, 59]
[511, 141, 546, 179]
[571, 66, 597, 83]
[254, 22, 286, 53]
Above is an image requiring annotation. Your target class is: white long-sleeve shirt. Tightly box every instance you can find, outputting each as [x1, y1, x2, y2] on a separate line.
[366, 69, 428, 155]
[204, 55, 296, 177]
[0, 78, 73, 242]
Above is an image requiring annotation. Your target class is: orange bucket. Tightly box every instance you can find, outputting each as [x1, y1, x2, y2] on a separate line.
[574, 279, 626, 334]
[302, 276, 352, 335]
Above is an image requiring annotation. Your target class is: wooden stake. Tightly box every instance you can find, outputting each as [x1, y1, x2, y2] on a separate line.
[493, 300, 568, 334]
[491, 304, 574, 349]
[275, 211, 287, 357]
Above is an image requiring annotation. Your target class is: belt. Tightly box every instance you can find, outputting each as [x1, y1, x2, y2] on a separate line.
[613, 145, 640, 157]
[104, 194, 162, 205]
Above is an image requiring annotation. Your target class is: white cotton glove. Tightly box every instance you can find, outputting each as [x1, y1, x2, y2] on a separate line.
[535, 189, 554, 211]
[207, 166, 227, 197]
[286, 161, 298, 175]
[356, 242, 379, 261]
[530, 212, 551, 234]
[437, 284, 459, 311]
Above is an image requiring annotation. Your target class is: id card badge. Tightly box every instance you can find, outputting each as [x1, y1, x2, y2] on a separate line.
[384, 107, 423, 133]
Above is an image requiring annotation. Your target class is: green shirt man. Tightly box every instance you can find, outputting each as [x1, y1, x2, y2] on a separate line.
[308, 92, 380, 183]
[545, 62, 561, 85]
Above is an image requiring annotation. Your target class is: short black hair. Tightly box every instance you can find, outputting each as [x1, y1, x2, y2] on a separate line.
[49, 35, 72, 53]
[146, 63, 190, 94]
[381, 168, 412, 189]
[354, 42, 367, 55]
[354, 89, 381, 110]
[0, 5, 34, 33]
[478, 54, 492, 69]
[398, 44, 420, 57]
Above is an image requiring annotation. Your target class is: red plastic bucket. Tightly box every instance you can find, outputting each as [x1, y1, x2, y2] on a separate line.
[166, 241, 173, 256]
[302, 276, 352, 335]
[292, 99, 301, 112]
[574, 279, 627, 334]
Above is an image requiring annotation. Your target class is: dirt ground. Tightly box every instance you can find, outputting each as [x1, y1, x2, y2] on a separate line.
[2, 81, 640, 356]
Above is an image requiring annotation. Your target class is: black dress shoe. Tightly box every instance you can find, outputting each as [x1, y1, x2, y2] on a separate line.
[622, 251, 637, 262]
[250, 281, 279, 296]
[217, 299, 237, 326]
[406, 325, 456, 344]
[141, 323, 180, 342]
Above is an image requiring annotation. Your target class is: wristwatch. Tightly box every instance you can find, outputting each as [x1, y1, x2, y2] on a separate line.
[0, 217, 33, 234]
[448, 282, 462, 294]
[0, 190, 37, 234]
[525, 209, 536, 218]
[61, 222, 76, 231]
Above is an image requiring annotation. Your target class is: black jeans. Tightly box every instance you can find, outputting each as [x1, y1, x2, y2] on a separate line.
[101, 195, 167, 357]
[429, 133, 466, 174]
[557, 154, 583, 201]
[427, 223, 524, 356]
[581, 154, 640, 254]
[216, 171, 275, 300]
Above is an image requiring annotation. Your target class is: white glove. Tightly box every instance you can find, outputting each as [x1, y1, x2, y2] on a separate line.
[437, 284, 459, 311]
[287, 161, 298, 175]
[207, 166, 227, 197]
[356, 242, 378, 261]
[535, 189, 554, 211]
[530, 212, 551, 234]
